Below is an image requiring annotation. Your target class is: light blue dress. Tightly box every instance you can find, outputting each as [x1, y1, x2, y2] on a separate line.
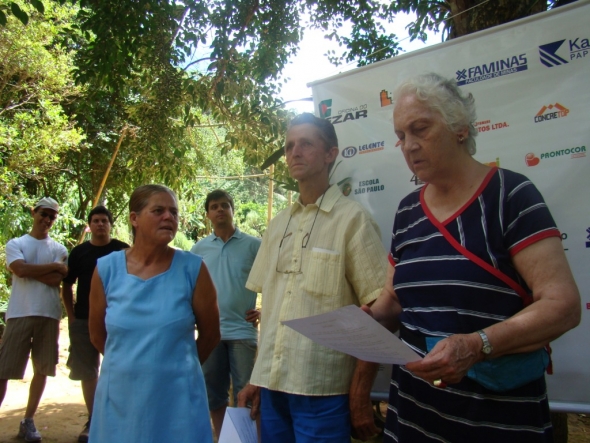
[90, 250, 212, 443]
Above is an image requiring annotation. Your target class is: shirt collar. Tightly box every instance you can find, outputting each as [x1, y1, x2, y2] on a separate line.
[210, 226, 241, 242]
[290, 184, 341, 214]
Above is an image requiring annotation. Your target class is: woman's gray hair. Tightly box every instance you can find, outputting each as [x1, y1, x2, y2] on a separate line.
[393, 73, 478, 155]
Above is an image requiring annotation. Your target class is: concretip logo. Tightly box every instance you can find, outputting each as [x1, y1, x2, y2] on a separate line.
[525, 153, 540, 167]
[534, 103, 569, 123]
[342, 146, 357, 158]
[318, 99, 332, 118]
[539, 40, 568, 67]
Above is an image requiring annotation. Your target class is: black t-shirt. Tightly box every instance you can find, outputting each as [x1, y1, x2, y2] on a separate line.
[64, 239, 129, 319]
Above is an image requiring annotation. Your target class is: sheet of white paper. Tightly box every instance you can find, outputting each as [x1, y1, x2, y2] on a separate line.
[218, 407, 258, 443]
[282, 305, 422, 364]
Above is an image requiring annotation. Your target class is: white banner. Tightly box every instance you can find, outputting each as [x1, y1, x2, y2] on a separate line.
[311, 0, 590, 412]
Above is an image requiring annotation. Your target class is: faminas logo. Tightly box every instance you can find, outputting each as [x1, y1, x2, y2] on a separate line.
[534, 103, 569, 123]
[455, 54, 527, 85]
[318, 99, 332, 118]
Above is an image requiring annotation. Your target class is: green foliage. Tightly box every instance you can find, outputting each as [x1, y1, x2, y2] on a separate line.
[0, 0, 83, 209]
[0, 244, 11, 314]
[178, 122, 289, 241]
[2, 0, 412, 185]
[385, 0, 553, 41]
[172, 230, 193, 251]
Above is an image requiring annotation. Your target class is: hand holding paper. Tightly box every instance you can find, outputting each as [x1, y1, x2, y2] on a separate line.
[281, 305, 421, 364]
[218, 407, 258, 443]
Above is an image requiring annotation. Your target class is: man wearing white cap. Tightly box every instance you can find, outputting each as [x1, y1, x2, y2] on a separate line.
[0, 197, 68, 442]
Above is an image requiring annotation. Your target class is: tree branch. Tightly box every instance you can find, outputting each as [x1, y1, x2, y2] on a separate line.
[183, 56, 212, 72]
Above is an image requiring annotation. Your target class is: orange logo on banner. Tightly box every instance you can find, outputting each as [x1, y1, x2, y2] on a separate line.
[380, 90, 393, 107]
[534, 103, 569, 123]
[525, 153, 540, 166]
[483, 158, 500, 167]
[535, 103, 569, 117]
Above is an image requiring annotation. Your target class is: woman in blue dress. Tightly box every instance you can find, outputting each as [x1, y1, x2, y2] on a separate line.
[361, 73, 581, 442]
[88, 184, 220, 442]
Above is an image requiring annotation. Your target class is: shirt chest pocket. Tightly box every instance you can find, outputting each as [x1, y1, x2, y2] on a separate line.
[302, 249, 342, 298]
[228, 258, 252, 280]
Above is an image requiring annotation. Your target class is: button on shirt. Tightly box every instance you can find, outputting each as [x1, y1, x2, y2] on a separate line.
[246, 184, 387, 395]
[191, 228, 261, 341]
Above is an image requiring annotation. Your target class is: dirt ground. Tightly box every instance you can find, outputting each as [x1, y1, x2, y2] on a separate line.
[0, 322, 88, 443]
[1, 322, 589, 443]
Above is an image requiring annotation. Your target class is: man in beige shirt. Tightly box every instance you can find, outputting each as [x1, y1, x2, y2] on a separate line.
[238, 113, 387, 442]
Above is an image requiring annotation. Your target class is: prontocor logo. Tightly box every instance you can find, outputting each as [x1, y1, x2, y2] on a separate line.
[539, 37, 589, 67]
[525, 146, 586, 166]
[455, 54, 527, 86]
[525, 153, 540, 167]
[534, 103, 569, 123]
[318, 99, 332, 118]
[541, 146, 586, 160]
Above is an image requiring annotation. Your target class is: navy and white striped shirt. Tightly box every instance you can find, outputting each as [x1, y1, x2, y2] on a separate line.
[385, 168, 559, 443]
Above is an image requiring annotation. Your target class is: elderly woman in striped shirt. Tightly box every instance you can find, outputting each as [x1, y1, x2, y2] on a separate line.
[363, 73, 580, 443]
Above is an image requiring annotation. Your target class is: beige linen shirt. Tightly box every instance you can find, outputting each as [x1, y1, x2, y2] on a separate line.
[246, 184, 387, 395]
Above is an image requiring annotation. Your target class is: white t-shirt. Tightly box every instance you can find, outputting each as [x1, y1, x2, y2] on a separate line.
[5, 234, 68, 320]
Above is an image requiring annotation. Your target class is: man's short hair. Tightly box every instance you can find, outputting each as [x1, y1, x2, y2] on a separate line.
[288, 113, 338, 151]
[88, 206, 114, 225]
[205, 190, 234, 212]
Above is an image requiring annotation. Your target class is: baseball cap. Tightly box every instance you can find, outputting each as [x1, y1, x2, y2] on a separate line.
[34, 197, 60, 213]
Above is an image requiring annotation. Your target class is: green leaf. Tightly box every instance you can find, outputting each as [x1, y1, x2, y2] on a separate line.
[10, 2, 29, 25]
[30, 0, 45, 14]
[0, 10, 7, 26]
[260, 147, 284, 170]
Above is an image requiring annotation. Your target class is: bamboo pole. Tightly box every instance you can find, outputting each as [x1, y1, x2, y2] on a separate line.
[267, 165, 274, 225]
[76, 125, 128, 245]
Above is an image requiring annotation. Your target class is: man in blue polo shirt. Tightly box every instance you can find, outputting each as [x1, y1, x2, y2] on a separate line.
[190, 189, 261, 439]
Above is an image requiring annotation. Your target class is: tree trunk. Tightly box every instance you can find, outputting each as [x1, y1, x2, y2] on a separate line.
[448, 0, 547, 38]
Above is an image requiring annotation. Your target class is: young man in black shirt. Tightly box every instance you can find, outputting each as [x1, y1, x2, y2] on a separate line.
[62, 206, 129, 442]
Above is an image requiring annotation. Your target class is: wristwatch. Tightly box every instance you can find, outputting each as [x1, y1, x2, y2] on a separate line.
[477, 330, 493, 356]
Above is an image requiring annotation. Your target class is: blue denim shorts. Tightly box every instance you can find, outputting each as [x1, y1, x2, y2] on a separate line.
[260, 388, 351, 443]
[201, 339, 257, 410]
